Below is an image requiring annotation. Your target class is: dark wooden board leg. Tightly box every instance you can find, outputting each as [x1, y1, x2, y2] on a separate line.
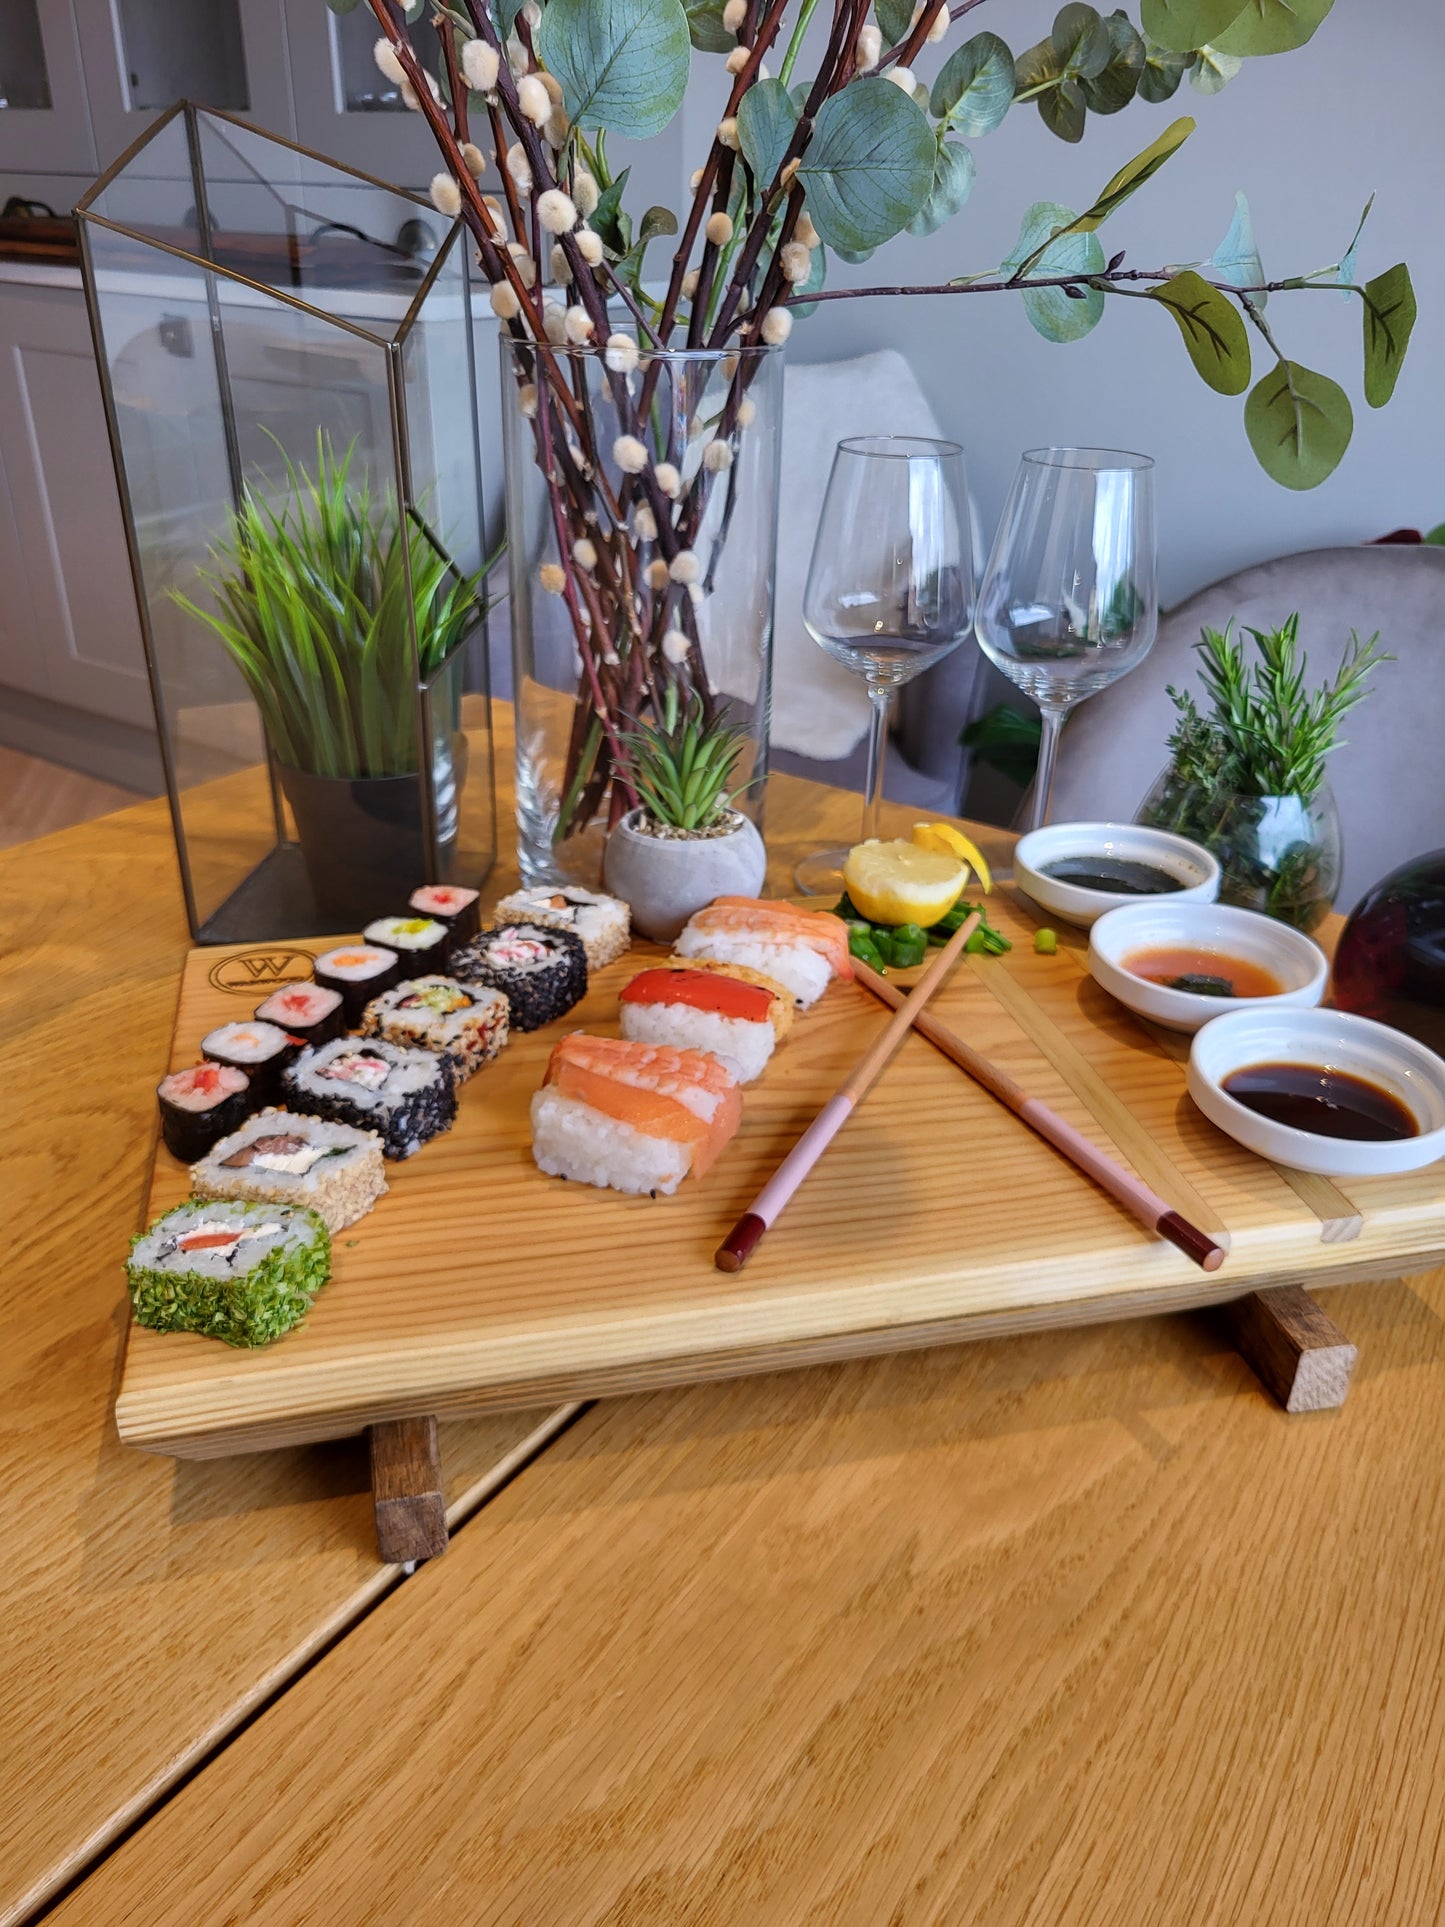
[1222, 1285, 1358, 1413]
[369, 1416, 447, 1565]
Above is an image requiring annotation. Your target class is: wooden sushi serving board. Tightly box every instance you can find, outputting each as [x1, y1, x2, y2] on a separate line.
[118, 909, 1445, 1461]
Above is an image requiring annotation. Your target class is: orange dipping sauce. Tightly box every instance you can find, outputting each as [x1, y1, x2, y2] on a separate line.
[1123, 946, 1284, 999]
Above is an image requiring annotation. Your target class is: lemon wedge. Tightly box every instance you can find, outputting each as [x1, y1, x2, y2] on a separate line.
[912, 821, 992, 892]
[843, 838, 967, 927]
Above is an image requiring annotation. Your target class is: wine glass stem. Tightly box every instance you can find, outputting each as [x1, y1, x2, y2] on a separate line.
[862, 683, 894, 842]
[1029, 705, 1066, 833]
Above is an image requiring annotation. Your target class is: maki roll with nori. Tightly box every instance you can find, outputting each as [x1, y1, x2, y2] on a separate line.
[126, 1199, 330, 1348]
[283, 1036, 455, 1159]
[313, 945, 400, 1025]
[409, 885, 480, 946]
[494, 885, 631, 970]
[201, 1020, 302, 1104]
[364, 916, 451, 974]
[157, 1062, 253, 1162]
[451, 922, 587, 1032]
[190, 1108, 387, 1232]
[362, 976, 509, 1082]
[254, 980, 344, 1049]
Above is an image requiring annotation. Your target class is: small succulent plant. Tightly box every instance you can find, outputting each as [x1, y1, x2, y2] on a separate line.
[622, 685, 754, 832]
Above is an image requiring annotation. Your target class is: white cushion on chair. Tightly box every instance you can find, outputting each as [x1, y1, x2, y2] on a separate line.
[772, 350, 946, 760]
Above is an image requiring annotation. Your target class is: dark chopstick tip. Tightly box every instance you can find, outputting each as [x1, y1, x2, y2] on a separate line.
[1158, 1209, 1226, 1272]
[715, 1213, 767, 1274]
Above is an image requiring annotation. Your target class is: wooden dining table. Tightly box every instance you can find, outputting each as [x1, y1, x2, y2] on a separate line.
[7, 725, 1445, 1926]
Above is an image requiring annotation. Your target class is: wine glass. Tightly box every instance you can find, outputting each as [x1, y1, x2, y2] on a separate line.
[974, 447, 1157, 834]
[794, 435, 974, 896]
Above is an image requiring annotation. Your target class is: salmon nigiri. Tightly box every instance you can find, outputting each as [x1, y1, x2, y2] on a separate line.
[673, 898, 853, 1007]
[531, 1033, 742, 1195]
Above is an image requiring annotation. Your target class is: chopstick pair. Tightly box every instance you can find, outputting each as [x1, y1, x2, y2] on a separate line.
[714, 928, 1225, 1275]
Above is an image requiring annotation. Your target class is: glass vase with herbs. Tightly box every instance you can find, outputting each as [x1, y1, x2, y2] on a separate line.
[1137, 614, 1389, 932]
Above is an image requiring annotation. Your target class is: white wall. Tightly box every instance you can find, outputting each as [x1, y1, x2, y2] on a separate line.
[679, 0, 1441, 608]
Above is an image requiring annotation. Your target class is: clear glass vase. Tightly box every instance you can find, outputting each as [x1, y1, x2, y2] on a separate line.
[1137, 770, 1343, 933]
[501, 334, 782, 887]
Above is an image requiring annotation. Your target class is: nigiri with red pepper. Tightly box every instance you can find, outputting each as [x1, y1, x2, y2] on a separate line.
[619, 961, 792, 1083]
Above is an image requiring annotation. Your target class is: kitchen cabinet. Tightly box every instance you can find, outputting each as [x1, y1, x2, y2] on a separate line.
[0, 0, 97, 176]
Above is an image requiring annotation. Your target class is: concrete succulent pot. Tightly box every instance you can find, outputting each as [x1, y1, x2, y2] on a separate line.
[603, 808, 767, 942]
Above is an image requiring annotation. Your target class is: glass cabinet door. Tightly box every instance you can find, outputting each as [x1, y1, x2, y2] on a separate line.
[0, 0, 97, 175]
[71, 0, 296, 171]
[283, 0, 446, 186]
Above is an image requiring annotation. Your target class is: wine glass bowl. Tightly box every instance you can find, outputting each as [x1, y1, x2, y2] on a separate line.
[975, 447, 1157, 833]
[795, 435, 974, 896]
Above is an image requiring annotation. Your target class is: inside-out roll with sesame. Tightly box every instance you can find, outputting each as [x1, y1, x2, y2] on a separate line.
[493, 885, 631, 970]
[190, 1108, 386, 1232]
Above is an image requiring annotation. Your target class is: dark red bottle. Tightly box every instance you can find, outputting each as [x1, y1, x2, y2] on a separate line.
[1334, 850, 1445, 1055]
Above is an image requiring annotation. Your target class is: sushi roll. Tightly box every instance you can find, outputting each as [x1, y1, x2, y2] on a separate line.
[157, 1062, 253, 1162]
[283, 1036, 456, 1160]
[201, 1019, 303, 1104]
[619, 962, 792, 1083]
[190, 1108, 387, 1233]
[313, 945, 400, 1026]
[530, 1033, 741, 1196]
[451, 922, 587, 1032]
[254, 980, 345, 1049]
[364, 915, 451, 974]
[674, 897, 853, 1008]
[126, 1199, 330, 1349]
[409, 884, 481, 947]
[493, 885, 631, 971]
[361, 975, 509, 1083]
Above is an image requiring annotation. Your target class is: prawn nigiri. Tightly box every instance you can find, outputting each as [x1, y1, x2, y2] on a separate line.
[673, 897, 853, 1007]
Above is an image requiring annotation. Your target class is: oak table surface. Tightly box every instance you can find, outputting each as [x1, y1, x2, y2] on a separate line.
[23, 741, 1445, 1926]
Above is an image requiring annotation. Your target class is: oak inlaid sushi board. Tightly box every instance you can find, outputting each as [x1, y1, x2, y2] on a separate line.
[117, 910, 1445, 1460]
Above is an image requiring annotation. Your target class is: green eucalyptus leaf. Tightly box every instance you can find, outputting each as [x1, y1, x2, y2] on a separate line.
[1212, 0, 1333, 55]
[797, 78, 937, 253]
[494, 0, 528, 34]
[1337, 192, 1373, 298]
[537, 0, 690, 138]
[589, 166, 632, 256]
[907, 139, 976, 236]
[1139, 0, 1248, 51]
[1245, 360, 1353, 490]
[1052, 3, 1113, 77]
[875, 0, 914, 43]
[402, 0, 426, 18]
[1190, 45, 1243, 90]
[831, 242, 877, 265]
[1209, 189, 1266, 305]
[737, 77, 799, 187]
[684, 0, 734, 53]
[1150, 270, 1251, 394]
[1077, 115, 1194, 227]
[1003, 200, 1107, 343]
[932, 32, 1015, 136]
[1138, 38, 1189, 99]
[1362, 263, 1416, 407]
[1080, 12, 1145, 113]
[1014, 36, 1064, 96]
[1039, 73, 1087, 141]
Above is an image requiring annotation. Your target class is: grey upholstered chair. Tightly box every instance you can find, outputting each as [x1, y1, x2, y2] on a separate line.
[1045, 545, 1445, 913]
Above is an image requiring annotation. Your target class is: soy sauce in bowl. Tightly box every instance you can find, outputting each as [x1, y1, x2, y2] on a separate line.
[1222, 1062, 1419, 1142]
[1040, 856, 1185, 896]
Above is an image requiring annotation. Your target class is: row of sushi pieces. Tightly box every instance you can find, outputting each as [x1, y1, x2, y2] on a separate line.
[532, 897, 853, 1198]
[130, 882, 633, 1350]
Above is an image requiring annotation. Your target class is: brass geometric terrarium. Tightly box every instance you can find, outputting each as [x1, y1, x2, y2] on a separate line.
[77, 103, 495, 941]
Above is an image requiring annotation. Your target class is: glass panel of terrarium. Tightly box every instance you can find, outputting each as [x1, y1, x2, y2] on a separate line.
[192, 109, 440, 333]
[402, 239, 494, 890]
[78, 109, 202, 255]
[114, 0, 249, 111]
[81, 216, 279, 932]
[0, 1, 51, 110]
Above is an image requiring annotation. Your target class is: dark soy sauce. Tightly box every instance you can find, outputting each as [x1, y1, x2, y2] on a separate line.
[1223, 1062, 1418, 1142]
[1041, 856, 1186, 896]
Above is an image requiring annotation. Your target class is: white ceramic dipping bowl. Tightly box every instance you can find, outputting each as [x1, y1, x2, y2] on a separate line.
[1188, 1006, 1445, 1176]
[1014, 821, 1220, 929]
[1088, 901, 1328, 1033]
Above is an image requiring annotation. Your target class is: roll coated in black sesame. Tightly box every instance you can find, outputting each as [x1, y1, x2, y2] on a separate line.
[449, 921, 587, 1032]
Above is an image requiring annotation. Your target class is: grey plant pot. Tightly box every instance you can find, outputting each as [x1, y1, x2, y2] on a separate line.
[603, 808, 767, 942]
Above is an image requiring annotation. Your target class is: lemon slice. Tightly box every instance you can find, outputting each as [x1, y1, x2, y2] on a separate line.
[912, 821, 992, 893]
[843, 838, 967, 927]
